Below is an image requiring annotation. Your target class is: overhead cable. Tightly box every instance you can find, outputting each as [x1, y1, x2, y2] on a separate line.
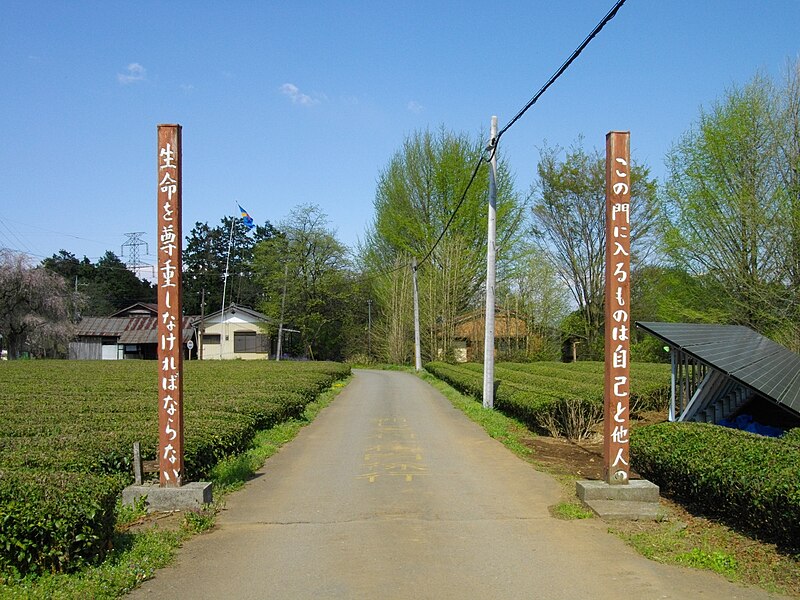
[495, 0, 628, 142]
[374, 0, 628, 278]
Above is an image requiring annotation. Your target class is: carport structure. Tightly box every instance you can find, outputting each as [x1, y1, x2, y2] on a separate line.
[635, 322, 800, 427]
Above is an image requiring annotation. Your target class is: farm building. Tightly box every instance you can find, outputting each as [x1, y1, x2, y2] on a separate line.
[69, 303, 195, 360]
[449, 308, 528, 362]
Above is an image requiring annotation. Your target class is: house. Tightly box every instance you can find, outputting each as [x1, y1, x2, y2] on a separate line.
[450, 308, 529, 362]
[196, 304, 278, 360]
[69, 303, 196, 360]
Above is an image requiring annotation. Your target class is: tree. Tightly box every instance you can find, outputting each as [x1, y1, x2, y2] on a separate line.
[363, 127, 525, 362]
[43, 249, 156, 316]
[183, 219, 278, 316]
[769, 59, 800, 348]
[254, 204, 354, 361]
[530, 140, 658, 358]
[661, 75, 795, 344]
[0, 250, 78, 358]
[499, 244, 570, 360]
[87, 252, 156, 315]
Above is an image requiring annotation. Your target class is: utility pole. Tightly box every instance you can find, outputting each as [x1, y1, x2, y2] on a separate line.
[412, 258, 422, 372]
[199, 287, 206, 360]
[367, 298, 372, 359]
[276, 263, 288, 361]
[482, 116, 498, 409]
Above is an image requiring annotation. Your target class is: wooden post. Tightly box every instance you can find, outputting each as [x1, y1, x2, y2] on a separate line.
[157, 124, 185, 487]
[482, 116, 498, 409]
[603, 131, 631, 485]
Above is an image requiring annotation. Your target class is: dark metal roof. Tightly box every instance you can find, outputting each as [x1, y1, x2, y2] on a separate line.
[636, 322, 800, 417]
[75, 316, 194, 344]
[75, 317, 128, 337]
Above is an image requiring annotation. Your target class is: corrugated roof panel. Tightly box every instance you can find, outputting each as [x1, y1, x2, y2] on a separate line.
[78, 316, 194, 345]
[636, 321, 800, 417]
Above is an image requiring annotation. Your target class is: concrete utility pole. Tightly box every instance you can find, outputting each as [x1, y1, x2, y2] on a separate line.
[367, 298, 372, 359]
[276, 263, 288, 361]
[412, 258, 422, 372]
[482, 116, 498, 409]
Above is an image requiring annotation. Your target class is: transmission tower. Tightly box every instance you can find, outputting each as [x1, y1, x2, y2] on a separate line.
[121, 232, 152, 278]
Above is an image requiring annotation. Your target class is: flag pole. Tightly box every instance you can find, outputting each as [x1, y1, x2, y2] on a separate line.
[220, 214, 235, 360]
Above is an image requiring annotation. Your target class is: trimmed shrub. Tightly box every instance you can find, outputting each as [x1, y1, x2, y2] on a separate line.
[631, 422, 800, 551]
[0, 470, 123, 575]
[425, 361, 669, 439]
[0, 360, 351, 575]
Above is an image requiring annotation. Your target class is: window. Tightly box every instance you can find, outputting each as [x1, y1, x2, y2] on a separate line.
[234, 331, 269, 353]
[202, 334, 221, 345]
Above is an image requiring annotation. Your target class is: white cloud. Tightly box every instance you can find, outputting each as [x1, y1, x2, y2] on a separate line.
[407, 100, 424, 114]
[117, 63, 146, 84]
[280, 83, 320, 106]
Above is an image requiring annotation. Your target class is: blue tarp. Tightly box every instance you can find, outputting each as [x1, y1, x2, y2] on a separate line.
[718, 414, 785, 438]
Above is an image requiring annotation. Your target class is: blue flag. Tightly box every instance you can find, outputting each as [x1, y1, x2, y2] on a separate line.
[238, 204, 255, 230]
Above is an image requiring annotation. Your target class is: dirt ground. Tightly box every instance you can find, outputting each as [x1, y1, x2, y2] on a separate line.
[521, 410, 668, 480]
[525, 435, 607, 480]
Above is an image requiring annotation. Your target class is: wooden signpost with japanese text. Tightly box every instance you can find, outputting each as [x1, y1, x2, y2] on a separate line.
[603, 131, 631, 485]
[157, 124, 184, 487]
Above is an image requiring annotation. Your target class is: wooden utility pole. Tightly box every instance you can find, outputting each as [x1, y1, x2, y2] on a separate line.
[156, 124, 184, 487]
[412, 258, 422, 372]
[482, 116, 498, 409]
[603, 131, 631, 485]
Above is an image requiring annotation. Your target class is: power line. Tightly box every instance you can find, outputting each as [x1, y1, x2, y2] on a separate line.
[496, 0, 628, 142]
[416, 153, 488, 269]
[411, 0, 628, 273]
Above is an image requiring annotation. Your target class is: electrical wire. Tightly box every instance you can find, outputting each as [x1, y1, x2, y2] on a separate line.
[495, 0, 628, 142]
[406, 0, 628, 275]
[416, 153, 488, 269]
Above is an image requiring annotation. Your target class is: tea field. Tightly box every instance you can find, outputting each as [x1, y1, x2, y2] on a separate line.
[0, 359, 350, 575]
[425, 360, 670, 439]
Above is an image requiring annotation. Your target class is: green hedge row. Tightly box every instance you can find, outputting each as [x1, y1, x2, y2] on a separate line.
[631, 422, 800, 551]
[425, 361, 670, 439]
[0, 360, 350, 576]
[0, 471, 123, 576]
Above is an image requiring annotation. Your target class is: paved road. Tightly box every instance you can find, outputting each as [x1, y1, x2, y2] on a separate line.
[132, 370, 784, 599]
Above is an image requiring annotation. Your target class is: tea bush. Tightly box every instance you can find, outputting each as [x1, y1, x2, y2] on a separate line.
[0, 360, 350, 575]
[425, 361, 669, 438]
[631, 422, 800, 551]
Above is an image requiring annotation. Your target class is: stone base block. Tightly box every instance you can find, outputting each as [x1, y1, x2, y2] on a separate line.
[122, 481, 213, 512]
[576, 479, 662, 521]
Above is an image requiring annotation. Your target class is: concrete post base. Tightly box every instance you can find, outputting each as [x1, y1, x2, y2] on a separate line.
[122, 481, 213, 512]
[576, 479, 663, 520]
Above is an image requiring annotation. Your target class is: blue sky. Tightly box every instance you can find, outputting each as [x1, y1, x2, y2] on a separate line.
[2, 1, 799, 271]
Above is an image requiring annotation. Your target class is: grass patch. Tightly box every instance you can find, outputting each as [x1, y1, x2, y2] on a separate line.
[549, 502, 594, 520]
[0, 527, 183, 599]
[417, 370, 534, 459]
[0, 376, 351, 599]
[611, 511, 800, 596]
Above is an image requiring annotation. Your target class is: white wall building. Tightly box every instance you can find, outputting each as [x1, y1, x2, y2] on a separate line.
[198, 304, 276, 360]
